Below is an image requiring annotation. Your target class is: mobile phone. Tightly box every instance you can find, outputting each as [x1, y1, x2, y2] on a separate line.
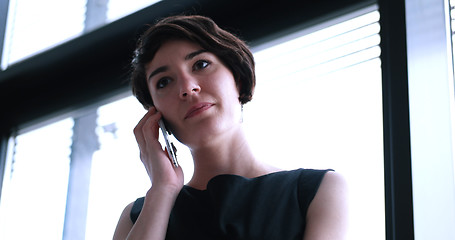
[158, 119, 179, 167]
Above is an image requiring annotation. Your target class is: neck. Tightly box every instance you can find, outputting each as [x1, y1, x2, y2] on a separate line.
[186, 126, 276, 189]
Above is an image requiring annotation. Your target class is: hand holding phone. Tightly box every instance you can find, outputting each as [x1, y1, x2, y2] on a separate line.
[158, 119, 179, 167]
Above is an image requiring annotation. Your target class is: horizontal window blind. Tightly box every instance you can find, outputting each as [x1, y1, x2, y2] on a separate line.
[254, 10, 380, 83]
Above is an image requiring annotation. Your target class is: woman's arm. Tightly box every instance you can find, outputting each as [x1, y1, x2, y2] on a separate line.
[303, 171, 349, 240]
[113, 186, 181, 240]
[113, 108, 184, 240]
[113, 202, 134, 239]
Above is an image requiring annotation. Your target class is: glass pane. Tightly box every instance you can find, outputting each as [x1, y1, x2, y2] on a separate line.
[245, 9, 384, 240]
[2, 0, 86, 67]
[450, 0, 455, 196]
[85, 96, 152, 239]
[107, 0, 161, 22]
[0, 118, 73, 240]
[1, 0, 162, 69]
[451, 0, 455, 62]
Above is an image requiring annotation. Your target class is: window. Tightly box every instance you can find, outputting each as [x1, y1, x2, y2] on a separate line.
[0, 4, 384, 240]
[1, 0, 160, 69]
[85, 97, 151, 240]
[248, 6, 383, 239]
[0, 118, 73, 239]
[406, 0, 455, 238]
[1, 0, 86, 68]
[107, 0, 161, 21]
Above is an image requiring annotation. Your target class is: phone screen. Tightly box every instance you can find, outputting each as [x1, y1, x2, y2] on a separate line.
[158, 119, 179, 167]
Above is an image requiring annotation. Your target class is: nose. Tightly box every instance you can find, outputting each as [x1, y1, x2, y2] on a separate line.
[179, 74, 201, 98]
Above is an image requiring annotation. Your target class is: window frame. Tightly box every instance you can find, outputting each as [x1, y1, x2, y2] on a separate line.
[405, 0, 455, 239]
[377, 0, 415, 239]
[0, 0, 8, 67]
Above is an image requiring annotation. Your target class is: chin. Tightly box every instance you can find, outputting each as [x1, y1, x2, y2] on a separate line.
[178, 121, 240, 148]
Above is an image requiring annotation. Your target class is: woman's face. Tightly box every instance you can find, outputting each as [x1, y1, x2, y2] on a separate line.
[145, 40, 242, 148]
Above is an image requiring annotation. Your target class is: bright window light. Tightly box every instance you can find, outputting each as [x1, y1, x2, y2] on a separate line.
[84, 96, 151, 240]
[246, 8, 384, 240]
[2, 0, 86, 67]
[0, 4, 384, 240]
[107, 0, 161, 21]
[0, 118, 73, 240]
[1, 0, 160, 69]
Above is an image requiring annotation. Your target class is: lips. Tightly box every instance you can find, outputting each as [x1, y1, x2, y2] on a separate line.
[184, 103, 215, 119]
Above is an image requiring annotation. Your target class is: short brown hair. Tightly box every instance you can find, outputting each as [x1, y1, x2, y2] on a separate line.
[131, 15, 256, 109]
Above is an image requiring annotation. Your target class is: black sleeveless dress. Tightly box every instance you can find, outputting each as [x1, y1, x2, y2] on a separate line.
[130, 168, 330, 240]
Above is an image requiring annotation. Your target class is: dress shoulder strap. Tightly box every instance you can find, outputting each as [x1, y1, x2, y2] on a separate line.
[130, 197, 145, 223]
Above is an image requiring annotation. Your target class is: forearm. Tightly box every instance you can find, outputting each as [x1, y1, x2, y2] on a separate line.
[126, 186, 180, 240]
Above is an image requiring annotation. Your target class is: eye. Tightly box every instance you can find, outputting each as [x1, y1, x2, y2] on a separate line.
[156, 77, 171, 89]
[193, 60, 211, 71]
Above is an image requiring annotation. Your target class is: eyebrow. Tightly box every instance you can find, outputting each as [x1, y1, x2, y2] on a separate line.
[147, 49, 208, 81]
[148, 66, 168, 81]
[185, 49, 207, 60]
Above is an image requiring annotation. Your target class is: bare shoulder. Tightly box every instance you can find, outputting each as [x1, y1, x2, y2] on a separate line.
[303, 171, 349, 240]
[113, 201, 135, 240]
[319, 171, 348, 195]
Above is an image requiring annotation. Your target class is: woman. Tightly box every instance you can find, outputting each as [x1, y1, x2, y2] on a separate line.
[113, 15, 348, 240]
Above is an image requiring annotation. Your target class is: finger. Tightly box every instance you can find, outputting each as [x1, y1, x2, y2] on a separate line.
[135, 107, 157, 134]
[134, 107, 158, 146]
[142, 111, 162, 144]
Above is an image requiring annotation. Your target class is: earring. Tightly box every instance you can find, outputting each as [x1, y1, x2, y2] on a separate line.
[241, 104, 244, 123]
